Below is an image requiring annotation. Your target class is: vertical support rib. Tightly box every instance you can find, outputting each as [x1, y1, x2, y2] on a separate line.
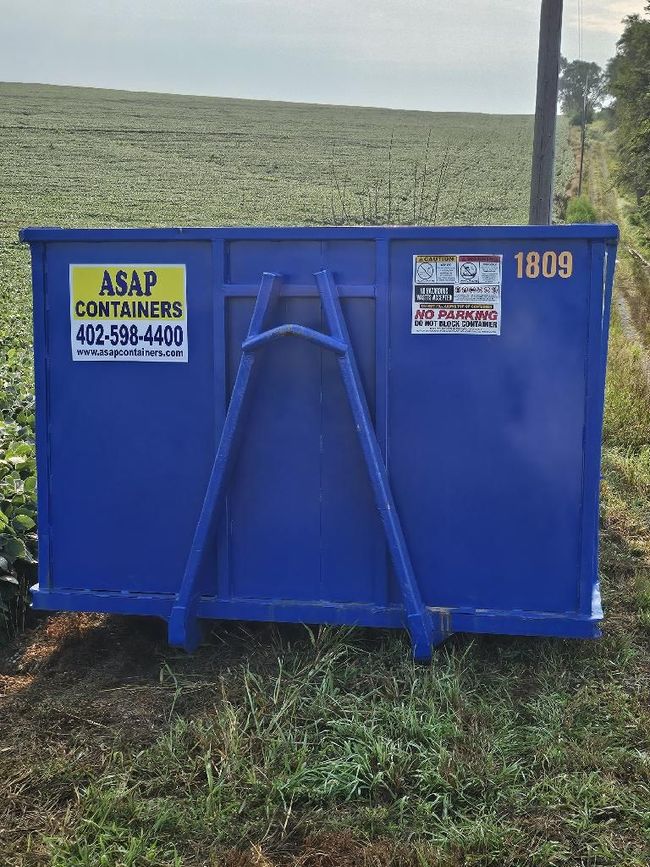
[315, 268, 442, 660]
[168, 272, 282, 650]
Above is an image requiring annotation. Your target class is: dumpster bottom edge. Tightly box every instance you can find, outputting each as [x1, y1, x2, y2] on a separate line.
[30, 586, 602, 640]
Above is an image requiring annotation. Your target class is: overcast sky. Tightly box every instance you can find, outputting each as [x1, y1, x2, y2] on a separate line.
[0, 0, 645, 113]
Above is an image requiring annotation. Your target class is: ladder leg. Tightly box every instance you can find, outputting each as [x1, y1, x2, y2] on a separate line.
[168, 273, 282, 651]
[315, 269, 446, 660]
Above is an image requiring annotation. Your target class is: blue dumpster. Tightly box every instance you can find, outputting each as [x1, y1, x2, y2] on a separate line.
[20, 224, 618, 659]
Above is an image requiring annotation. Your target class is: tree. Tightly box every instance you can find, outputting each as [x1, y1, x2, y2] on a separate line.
[558, 57, 605, 125]
[607, 5, 650, 217]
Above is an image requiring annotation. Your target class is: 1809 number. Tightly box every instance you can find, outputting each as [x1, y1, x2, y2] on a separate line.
[514, 250, 573, 279]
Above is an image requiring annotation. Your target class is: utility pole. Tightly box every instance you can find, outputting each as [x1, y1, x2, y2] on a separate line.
[529, 0, 564, 225]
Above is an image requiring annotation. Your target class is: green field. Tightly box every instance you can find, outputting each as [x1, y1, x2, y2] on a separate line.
[1, 81, 572, 231]
[1, 83, 649, 867]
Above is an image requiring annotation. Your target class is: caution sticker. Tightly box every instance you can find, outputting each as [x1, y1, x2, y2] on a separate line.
[411, 254, 502, 335]
[69, 264, 188, 361]
[414, 255, 458, 285]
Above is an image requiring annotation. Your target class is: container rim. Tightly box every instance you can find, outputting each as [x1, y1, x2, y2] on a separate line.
[19, 223, 619, 243]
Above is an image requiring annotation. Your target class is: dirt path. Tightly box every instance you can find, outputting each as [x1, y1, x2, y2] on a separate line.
[613, 291, 650, 382]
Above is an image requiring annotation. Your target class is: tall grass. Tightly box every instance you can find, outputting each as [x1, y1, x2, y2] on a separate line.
[46, 625, 650, 865]
[604, 315, 650, 449]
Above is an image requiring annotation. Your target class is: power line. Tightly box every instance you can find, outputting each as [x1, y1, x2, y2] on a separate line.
[577, 0, 583, 60]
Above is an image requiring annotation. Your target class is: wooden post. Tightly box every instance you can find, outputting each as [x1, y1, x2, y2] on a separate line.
[529, 0, 564, 225]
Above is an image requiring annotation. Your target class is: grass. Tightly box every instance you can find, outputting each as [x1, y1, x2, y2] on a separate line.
[1, 85, 649, 865]
[22, 621, 650, 866]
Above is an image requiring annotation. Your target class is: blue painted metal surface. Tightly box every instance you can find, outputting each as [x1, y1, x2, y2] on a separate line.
[20, 224, 618, 659]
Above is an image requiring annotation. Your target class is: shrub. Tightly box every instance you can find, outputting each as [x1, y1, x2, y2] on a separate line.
[566, 194, 598, 223]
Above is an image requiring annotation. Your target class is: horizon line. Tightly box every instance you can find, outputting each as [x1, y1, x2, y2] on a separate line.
[0, 79, 539, 118]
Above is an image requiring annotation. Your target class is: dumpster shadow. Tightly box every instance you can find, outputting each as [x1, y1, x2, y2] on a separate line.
[2, 599, 620, 705]
[2, 612, 412, 728]
[0, 611, 432, 790]
[0, 602, 613, 733]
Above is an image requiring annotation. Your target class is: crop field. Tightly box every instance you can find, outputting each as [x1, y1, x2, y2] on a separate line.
[1, 83, 649, 866]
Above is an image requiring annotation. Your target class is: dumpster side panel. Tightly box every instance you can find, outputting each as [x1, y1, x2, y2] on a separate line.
[224, 294, 324, 601]
[42, 241, 216, 595]
[320, 297, 387, 604]
[222, 239, 386, 605]
[22, 225, 618, 645]
[578, 240, 611, 617]
[388, 236, 592, 614]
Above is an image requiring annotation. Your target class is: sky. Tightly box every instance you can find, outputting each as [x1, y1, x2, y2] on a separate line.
[0, 0, 646, 113]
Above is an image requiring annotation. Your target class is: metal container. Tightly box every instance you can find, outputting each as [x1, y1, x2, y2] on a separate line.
[20, 224, 618, 659]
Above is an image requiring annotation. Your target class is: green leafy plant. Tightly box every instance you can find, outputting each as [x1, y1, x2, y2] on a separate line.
[566, 194, 598, 223]
[0, 319, 37, 639]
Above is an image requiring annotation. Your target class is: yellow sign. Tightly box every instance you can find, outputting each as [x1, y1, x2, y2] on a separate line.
[69, 264, 188, 363]
[70, 265, 186, 320]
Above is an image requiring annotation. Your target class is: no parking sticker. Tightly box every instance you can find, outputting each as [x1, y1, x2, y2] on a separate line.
[412, 254, 502, 335]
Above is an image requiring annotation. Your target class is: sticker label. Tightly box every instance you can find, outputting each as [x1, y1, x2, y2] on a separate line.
[414, 255, 458, 285]
[411, 254, 502, 335]
[69, 264, 188, 361]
